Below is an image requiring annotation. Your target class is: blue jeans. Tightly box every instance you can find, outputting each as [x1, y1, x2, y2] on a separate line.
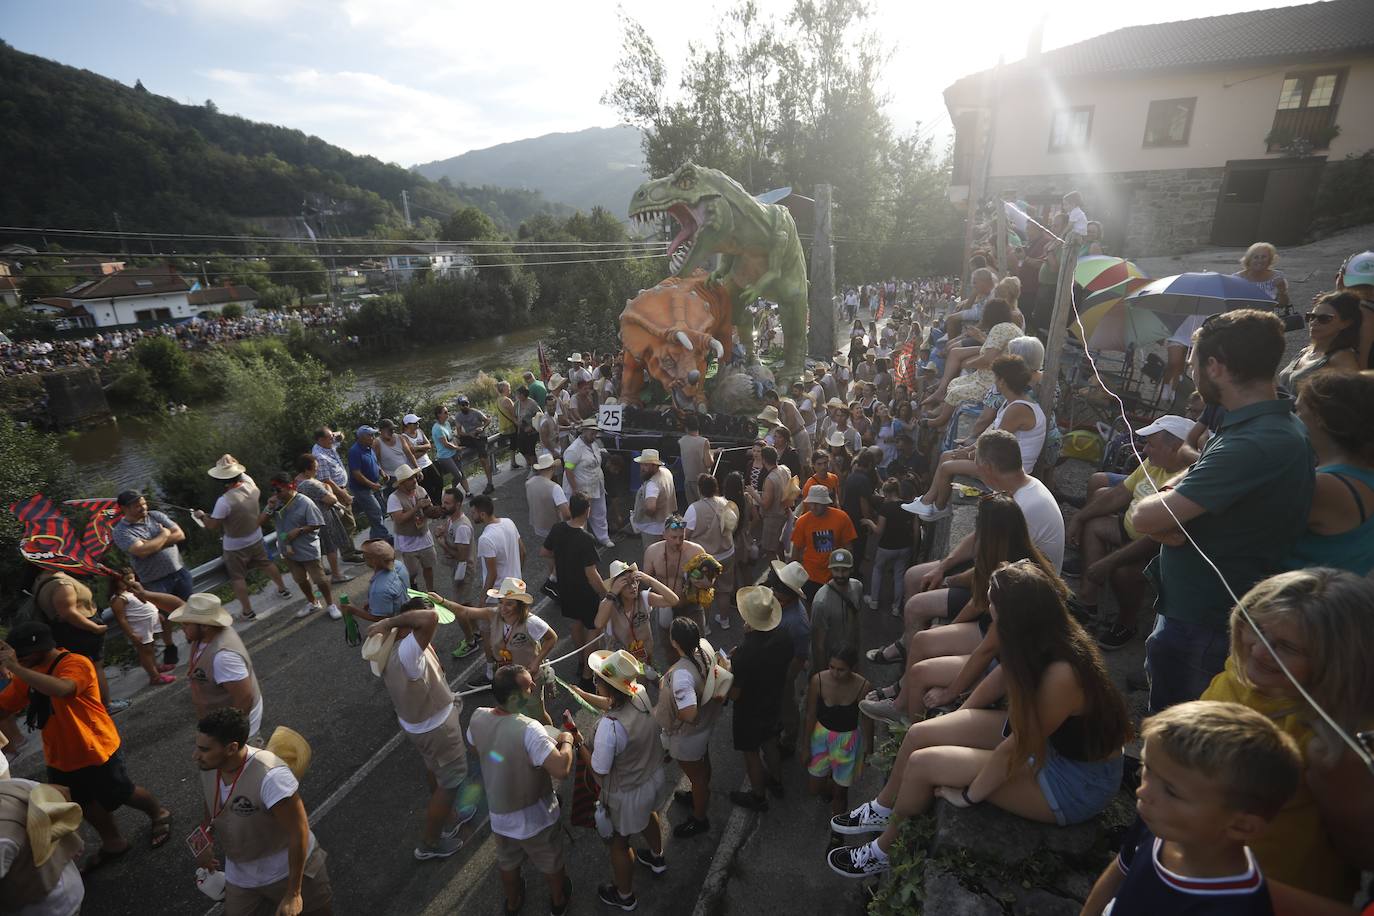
[350, 487, 392, 542]
[1144, 614, 1229, 714]
[145, 566, 194, 601]
[870, 546, 910, 613]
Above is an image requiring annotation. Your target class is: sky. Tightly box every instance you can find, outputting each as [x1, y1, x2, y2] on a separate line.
[4, 0, 1312, 167]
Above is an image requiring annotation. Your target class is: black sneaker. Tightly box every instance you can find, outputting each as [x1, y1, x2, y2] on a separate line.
[827, 841, 891, 879]
[635, 847, 667, 875]
[672, 816, 710, 838]
[1097, 624, 1137, 651]
[161, 644, 179, 666]
[729, 790, 769, 812]
[597, 884, 637, 911]
[551, 877, 572, 916]
[466, 671, 493, 689]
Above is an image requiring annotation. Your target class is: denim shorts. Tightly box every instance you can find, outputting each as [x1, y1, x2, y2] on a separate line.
[1035, 748, 1122, 826]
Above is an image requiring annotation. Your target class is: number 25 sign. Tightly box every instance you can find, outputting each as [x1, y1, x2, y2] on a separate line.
[598, 403, 624, 431]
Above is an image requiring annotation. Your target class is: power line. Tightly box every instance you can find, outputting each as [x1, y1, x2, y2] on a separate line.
[0, 225, 666, 248]
[9, 246, 669, 261]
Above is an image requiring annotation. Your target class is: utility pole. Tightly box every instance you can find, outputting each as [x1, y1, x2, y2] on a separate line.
[1038, 232, 1080, 416]
[401, 190, 412, 229]
[808, 182, 835, 361]
[112, 211, 129, 256]
[995, 201, 1008, 277]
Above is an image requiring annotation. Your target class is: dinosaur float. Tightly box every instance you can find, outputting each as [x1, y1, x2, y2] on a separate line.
[626, 163, 810, 387]
[618, 271, 731, 411]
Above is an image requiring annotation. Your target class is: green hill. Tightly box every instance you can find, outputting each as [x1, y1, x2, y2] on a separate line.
[0, 40, 569, 238]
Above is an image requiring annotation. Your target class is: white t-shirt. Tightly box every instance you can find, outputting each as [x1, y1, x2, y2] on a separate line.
[501, 613, 551, 646]
[670, 668, 698, 711]
[212, 495, 263, 551]
[219, 759, 318, 887]
[477, 518, 523, 600]
[466, 718, 560, 839]
[0, 781, 84, 916]
[1067, 206, 1088, 237]
[1013, 477, 1065, 572]
[386, 491, 436, 554]
[445, 515, 473, 550]
[394, 634, 454, 734]
[590, 716, 627, 776]
[213, 650, 265, 737]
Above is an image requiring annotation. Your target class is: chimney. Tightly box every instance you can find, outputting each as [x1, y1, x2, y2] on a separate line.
[1027, 17, 1045, 61]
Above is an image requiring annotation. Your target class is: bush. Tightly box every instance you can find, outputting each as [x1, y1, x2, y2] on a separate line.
[333, 382, 432, 437]
[344, 293, 409, 338]
[221, 303, 244, 320]
[0, 415, 81, 609]
[107, 361, 161, 410]
[133, 335, 191, 393]
[1312, 149, 1374, 237]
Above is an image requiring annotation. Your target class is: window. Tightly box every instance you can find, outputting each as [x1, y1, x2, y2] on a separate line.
[1143, 97, 1196, 147]
[1267, 70, 1344, 152]
[1049, 107, 1093, 151]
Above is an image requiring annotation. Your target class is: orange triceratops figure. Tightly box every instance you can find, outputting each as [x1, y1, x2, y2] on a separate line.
[619, 270, 733, 411]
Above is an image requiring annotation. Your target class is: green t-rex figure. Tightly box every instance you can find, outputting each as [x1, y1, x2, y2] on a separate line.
[628, 162, 809, 383]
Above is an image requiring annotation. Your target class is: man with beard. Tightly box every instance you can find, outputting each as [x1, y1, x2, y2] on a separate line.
[111, 490, 186, 665]
[644, 515, 707, 645]
[1130, 310, 1313, 713]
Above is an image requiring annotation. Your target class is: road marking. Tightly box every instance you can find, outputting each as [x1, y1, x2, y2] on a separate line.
[691, 779, 760, 916]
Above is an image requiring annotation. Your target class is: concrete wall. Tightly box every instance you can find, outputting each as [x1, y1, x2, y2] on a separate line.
[41, 367, 110, 427]
[985, 56, 1374, 178]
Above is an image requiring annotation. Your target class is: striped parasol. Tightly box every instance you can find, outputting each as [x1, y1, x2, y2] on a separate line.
[1075, 256, 1147, 294]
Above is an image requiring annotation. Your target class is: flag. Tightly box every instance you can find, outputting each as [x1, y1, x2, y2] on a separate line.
[875, 296, 886, 322]
[9, 495, 117, 577]
[537, 341, 552, 383]
[64, 498, 122, 562]
[893, 340, 917, 390]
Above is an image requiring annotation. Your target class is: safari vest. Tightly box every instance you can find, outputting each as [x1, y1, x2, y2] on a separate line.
[495, 616, 541, 669]
[220, 481, 262, 541]
[391, 486, 430, 538]
[467, 708, 553, 816]
[689, 497, 732, 556]
[652, 656, 719, 738]
[199, 749, 314, 869]
[605, 593, 653, 664]
[596, 703, 662, 796]
[0, 782, 83, 909]
[631, 467, 677, 531]
[382, 639, 459, 729]
[761, 467, 792, 519]
[189, 626, 262, 719]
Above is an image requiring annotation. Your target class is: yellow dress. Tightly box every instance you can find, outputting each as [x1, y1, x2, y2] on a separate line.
[1201, 657, 1358, 901]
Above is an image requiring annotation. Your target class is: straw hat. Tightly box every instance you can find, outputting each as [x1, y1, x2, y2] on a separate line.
[532, 451, 557, 471]
[568, 352, 585, 364]
[393, 464, 420, 483]
[825, 397, 846, 410]
[548, 373, 568, 390]
[736, 585, 781, 632]
[362, 539, 396, 563]
[633, 448, 662, 466]
[486, 576, 535, 604]
[207, 454, 246, 480]
[265, 725, 312, 779]
[761, 559, 808, 599]
[826, 431, 847, 449]
[602, 559, 638, 592]
[361, 628, 397, 677]
[588, 649, 646, 697]
[756, 405, 783, 428]
[804, 484, 832, 504]
[18, 784, 83, 867]
[169, 593, 234, 628]
[578, 417, 599, 430]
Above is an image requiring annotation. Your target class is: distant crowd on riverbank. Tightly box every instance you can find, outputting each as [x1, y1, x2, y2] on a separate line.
[0, 303, 357, 378]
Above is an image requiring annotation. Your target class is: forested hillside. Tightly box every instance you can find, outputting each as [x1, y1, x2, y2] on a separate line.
[0, 40, 568, 236]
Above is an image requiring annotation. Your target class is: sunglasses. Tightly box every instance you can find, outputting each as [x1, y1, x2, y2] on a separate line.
[1303, 312, 1336, 325]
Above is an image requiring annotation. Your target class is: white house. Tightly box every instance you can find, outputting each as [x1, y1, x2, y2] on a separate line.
[189, 284, 260, 314]
[29, 265, 195, 328]
[943, 0, 1374, 255]
[385, 245, 474, 283]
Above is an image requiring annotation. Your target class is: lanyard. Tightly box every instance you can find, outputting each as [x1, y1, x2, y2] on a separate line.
[187, 639, 211, 679]
[208, 751, 254, 827]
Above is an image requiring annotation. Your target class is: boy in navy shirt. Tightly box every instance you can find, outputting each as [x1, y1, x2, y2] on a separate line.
[1082, 700, 1301, 916]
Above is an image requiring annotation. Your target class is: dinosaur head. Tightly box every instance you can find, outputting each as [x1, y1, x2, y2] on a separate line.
[628, 162, 740, 276]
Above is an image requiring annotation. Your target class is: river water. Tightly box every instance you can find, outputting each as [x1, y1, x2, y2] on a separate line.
[59, 325, 549, 490]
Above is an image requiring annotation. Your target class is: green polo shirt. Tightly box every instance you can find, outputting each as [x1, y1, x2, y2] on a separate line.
[527, 379, 547, 407]
[1150, 397, 1313, 629]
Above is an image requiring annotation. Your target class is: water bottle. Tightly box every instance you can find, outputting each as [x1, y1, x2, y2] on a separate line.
[340, 594, 361, 646]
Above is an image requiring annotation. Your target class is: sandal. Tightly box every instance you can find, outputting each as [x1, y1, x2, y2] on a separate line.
[149, 673, 176, 686]
[80, 844, 131, 874]
[865, 684, 899, 702]
[864, 644, 905, 665]
[240, 609, 257, 621]
[150, 811, 173, 848]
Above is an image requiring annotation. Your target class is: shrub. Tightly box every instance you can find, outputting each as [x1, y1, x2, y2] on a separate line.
[345, 293, 409, 339]
[0, 415, 81, 609]
[220, 303, 244, 320]
[107, 361, 161, 411]
[334, 382, 432, 437]
[133, 335, 191, 393]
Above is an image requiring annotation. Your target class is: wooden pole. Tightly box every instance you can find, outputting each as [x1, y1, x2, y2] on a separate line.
[1038, 232, 1080, 417]
[995, 202, 1008, 277]
[808, 182, 835, 361]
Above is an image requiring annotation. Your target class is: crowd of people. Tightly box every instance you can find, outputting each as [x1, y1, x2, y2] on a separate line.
[2, 242, 1374, 916]
[0, 303, 355, 377]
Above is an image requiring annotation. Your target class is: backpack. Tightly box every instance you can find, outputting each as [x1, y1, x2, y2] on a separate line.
[718, 498, 740, 539]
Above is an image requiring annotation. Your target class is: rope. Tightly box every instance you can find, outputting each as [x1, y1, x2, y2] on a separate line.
[450, 631, 607, 699]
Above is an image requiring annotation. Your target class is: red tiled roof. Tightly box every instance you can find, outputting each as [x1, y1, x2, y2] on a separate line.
[188, 284, 260, 306]
[62, 265, 189, 300]
[946, 0, 1374, 99]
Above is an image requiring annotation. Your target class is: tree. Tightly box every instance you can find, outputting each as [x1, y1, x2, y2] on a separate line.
[0, 415, 80, 600]
[19, 273, 79, 302]
[442, 206, 502, 243]
[344, 293, 410, 337]
[267, 253, 327, 295]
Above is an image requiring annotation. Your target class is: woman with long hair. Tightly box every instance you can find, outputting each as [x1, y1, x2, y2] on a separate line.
[1289, 370, 1374, 574]
[722, 469, 758, 583]
[830, 561, 1129, 878]
[1278, 291, 1361, 395]
[863, 494, 1062, 722]
[656, 617, 722, 838]
[594, 562, 679, 666]
[1201, 568, 1374, 903]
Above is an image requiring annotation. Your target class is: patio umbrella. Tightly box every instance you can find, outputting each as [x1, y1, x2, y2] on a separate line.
[1075, 256, 1146, 294]
[1070, 299, 1173, 352]
[1122, 272, 1277, 323]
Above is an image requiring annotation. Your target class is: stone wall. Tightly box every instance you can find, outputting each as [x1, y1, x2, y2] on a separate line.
[41, 367, 110, 428]
[992, 167, 1227, 258]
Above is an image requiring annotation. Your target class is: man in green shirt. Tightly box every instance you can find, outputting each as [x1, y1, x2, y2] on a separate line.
[523, 371, 548, 410]
[1131, 310, 1313, 714]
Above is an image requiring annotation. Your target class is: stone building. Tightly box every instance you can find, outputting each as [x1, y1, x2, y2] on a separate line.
[943, 0, 1374, 256]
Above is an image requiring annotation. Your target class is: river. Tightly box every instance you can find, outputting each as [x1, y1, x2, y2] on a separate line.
[59, 325, 550, 490]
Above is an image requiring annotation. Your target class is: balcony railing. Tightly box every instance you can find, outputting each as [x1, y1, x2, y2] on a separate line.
[1266, 106, 1339, 153]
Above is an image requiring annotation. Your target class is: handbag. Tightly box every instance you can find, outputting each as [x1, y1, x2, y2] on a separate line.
[540, 577, 560, 602]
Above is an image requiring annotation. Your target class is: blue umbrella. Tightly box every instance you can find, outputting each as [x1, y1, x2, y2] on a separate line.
[1121, 272, 1276, 327]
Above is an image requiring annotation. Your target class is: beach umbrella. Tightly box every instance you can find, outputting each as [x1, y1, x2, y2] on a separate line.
[1070, 299, 1173, 352]
[1075, 256, 1146, 294]
[1122, 272, 1277, 322]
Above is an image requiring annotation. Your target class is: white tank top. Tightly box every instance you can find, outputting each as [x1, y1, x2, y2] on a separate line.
[994, 398, 1047, 473]
[402, 430, 433, 469]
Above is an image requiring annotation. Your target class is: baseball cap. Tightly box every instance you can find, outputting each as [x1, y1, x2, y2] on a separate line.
[1134, 415, 1193, 440]
[6, 620, 56, 657]
[356, 425, 378, 437]
[116, 489, 143, 507]
[456, 396, 470, 407]
[1341, 251, 1374, 288]
[828, 548, 855, 569]
[402, 413, 421, 425]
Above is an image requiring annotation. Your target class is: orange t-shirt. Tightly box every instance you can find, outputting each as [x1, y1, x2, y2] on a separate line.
[791, 507, 856, 584]
[802, 472, 840, 503]
[0, 652, 121, 771]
